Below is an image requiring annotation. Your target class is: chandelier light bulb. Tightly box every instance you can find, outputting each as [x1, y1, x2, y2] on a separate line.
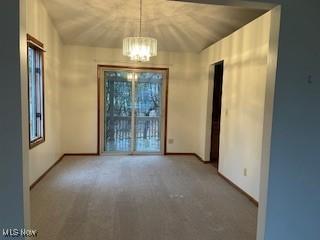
[123, 37, 157, 62]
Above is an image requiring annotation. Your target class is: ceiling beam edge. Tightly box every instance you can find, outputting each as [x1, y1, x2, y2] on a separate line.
[168, 0, 276, 10]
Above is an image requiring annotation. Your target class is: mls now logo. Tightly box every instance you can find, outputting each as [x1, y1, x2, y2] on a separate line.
[2, 228, 38, 238]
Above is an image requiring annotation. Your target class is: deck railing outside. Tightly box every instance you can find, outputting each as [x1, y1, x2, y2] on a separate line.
[106, 116, 160, 152]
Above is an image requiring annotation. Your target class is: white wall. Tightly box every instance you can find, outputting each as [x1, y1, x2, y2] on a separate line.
[197, 12, 272, 201]
[61, 46, 200, 154]
[26, 0, 64, 185]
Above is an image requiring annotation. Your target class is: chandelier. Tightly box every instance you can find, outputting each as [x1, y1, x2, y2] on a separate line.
[123, 0, 157, 62]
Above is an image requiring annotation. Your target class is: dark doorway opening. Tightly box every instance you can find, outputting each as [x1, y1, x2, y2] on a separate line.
[210, 61, 224, 168]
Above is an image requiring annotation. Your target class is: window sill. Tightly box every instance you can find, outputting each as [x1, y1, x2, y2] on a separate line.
[29, 137, 45, 149]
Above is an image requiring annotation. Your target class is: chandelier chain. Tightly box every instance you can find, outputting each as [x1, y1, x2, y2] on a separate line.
[139, 0, 142, 37]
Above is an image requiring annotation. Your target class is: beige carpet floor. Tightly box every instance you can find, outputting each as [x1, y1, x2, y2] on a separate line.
[31, 155, 257, 240]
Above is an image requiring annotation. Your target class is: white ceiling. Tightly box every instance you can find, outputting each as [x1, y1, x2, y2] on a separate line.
[42, 0, 266, 52]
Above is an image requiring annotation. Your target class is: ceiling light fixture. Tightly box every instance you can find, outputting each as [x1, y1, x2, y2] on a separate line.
[123, 0, 157, 62]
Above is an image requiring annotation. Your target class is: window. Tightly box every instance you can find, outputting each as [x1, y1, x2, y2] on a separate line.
[27, 34, 45, 148]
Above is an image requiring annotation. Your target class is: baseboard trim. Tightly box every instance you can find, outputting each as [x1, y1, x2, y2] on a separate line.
[192, 153, 210, 164]
[165, 152, 194, 156]
[217, 171, 259, 207]
[165, 152, 210, 164]
[64, 153, 99, 156]
[30, 154, 65, 190]
[30, 153, 100, 190]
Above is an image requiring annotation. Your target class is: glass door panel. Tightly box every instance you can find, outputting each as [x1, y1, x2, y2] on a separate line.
[134, 72, 163, 153]
[104, 71, 132, 152]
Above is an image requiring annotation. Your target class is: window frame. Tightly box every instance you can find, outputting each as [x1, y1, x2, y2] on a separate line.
[27, 34, 46, 149]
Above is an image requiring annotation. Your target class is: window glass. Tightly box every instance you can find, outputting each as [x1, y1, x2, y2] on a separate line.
[28, 43, 44, 147]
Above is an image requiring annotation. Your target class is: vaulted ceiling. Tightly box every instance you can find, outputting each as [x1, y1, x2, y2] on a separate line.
[42, 0, 266, 52]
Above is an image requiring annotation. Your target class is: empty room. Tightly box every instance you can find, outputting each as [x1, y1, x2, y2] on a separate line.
[1, 0, 320, 240]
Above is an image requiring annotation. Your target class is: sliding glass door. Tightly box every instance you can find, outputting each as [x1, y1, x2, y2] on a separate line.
[104, 71, 132, 153]
[101, 67, 167, 154]
[134, 72, 163, 153]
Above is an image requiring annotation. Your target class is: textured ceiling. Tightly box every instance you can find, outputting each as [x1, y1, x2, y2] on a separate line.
[42, 0, 266, 52]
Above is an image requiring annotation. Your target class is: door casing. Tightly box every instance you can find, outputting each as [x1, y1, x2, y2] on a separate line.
[97, 65, 169, 156]
[209, 61, 224, 168]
